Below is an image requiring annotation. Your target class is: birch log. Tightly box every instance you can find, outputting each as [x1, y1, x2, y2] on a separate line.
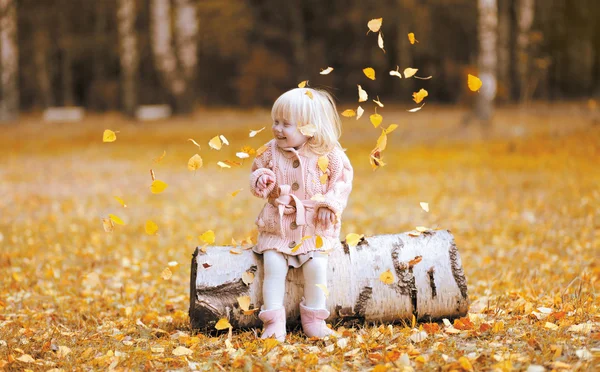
[189, 230, 469, 332]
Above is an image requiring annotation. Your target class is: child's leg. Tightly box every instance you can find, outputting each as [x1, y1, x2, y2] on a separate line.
[302, 255, 328, 309]
[262, 250, 289, 310]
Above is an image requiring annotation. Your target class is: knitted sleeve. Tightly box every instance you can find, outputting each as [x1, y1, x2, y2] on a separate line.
[249, 143, 278, 199]
[318, 148, 353, 216]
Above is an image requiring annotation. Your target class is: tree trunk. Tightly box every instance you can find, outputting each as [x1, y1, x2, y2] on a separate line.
[475, 0, 498, 123]
[288, 0, 307, 80]
[0, 0, 18, 122]
[117, 0, 138, 116]
[59, 0, 73, 106]
[395, 0, 415, 98]
[189, 230, 469, 332]
[151, 0, 197, 114]
[516, 0, 534, 103]
[497, 0, 512, 103]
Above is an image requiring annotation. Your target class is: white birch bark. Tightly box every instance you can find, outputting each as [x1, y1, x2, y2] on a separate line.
[475, 0, 498, 122]
[0, 0, 18, 122]
[117, 0, 139, 116]
[190, 230, 469, 331]
[174, 0, 197, 80]
[516, 0, 535, 102]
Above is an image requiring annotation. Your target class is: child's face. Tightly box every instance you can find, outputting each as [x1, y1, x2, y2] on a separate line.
[272, 118, 308, 149]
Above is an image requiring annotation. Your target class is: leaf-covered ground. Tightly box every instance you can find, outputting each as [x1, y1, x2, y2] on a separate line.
[1, 104, 598, 371]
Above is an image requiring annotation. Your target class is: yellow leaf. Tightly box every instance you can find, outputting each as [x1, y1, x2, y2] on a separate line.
[109, 213, 125, 225]
[320, 66, 334, 75]
[231, 189, 243, 197]
[145, 220, 158, 235]
[305, 90, 313, 99]
[217, 161, 231, 169]
[458, 356, 474, 372]
[378, 31, 385, 52]
[229, 248, 242, 254]
[249, 127, 265, 137]
[153, 150, 167, 163]
[376, 130, 387, 152]
[320, 173, 328, 185]
[102, 218, 114, 232]
[219, 135, 229, 146]
[263, 338, 279, 350]
[318, 156, 329, 172]
[357, 84, 369, 102]
[298, 80, 308, 88]
[341, 109, 356, 117]
[367, 18, 383, 33]
[236, 152, 249, 159]
[412, 88, 428, 104]
[356, 106, 364, 119]
[370, 113, 383, 128]
[291, 241, 304, 253]
[187, 154, 203, 171]
[379, 269, 395, 284]
[408, 32, 418, 44]
[256, 144, 268, 156]
[416, 226, 429, 232]
[345, 233, 363, 247]
[385, 124, 398, 134]
[407, 103, 425, 112]
[545, 322, 559, 330]
[420, 202, 429, 212]
[390, 69, 402, 78]
[373, 97, 384, 107]
[172, 346, 193, 356]
[315, 283, 329, 298]
[161, 267, 172, 280]
[242, 271, 255, 285]
[188, 138, 202, 150]
[200, 230, 215, 244]
[468, 74, 482, 92]
[237, 296, 251, 311]
[103, 129, 117, 142]
[215, 318, 231, 330]
[150, 179, 168, 194]
[114, 196, 127, 208]
[363, 67, 376, 80]
[298, 123, 317, 137]
[315, 236, 323, 249]
[369, 147, 385, 170]
[16, 354, 35, 363]
[403, 68, 418, 78]
[208, 135, 222, 150]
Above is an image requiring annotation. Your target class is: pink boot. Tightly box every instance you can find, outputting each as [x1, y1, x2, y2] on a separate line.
[299, 300, 336, 338]
[258, 307, 286, 342]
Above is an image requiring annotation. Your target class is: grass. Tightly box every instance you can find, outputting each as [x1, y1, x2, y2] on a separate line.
[0, 102, 598, 371]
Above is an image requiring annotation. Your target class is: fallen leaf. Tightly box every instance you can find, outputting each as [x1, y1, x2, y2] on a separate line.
[413, 88, 428, 104]
[145, 220, 158, 235]
[298, 124, 317, 137]
[172, 346, 193, 356]
[102, 218, 114, 232]
[200, 230, 215, 244]
[217, 161, 231, 169]
[468, 74, 482, 92]
[370, 113, 383, 128]
[408, 32, 418, 44]
[109, 213, 125, 225]
[242, 271, 254, 285]
[358, 85, 368, 102]
[103, 129, 117, 142]
[231, 189, 243, 197]
[315, 236, 323, 249]
[187, 154, 203, 171]
[188, 138, 202, 150]
[367, 18, 382, 33]
[363, 67, 376, 80]
[315, 283, 329, 298]
[379, 269, 395, 284]
[410, 330, 428, 343]
[403, 68, 418, 78]
[16, 354, 35, 363]
[161, 267, 172, 280]
[458, 356, 474, 371]
[209, 136, 222, 150]
[320, 66, 334, 75]
[346, 233, 364, 247]
[318, 156, 329, 173]
[298, 80, 308, 88]
[305, 90, 313, 99]
[373, 97, 384, 107]
[320, 173, 328, 185]
[420, 202, 429, 212]
[237, 296, 251, 311]
[378, 31, 385, 53]
[356, 106, 364, 119]
[150, 180, 168, 194]
[249, 127, 265, 137]
[236, 152, 249, 159]
[385, 124, 398, 134]
[341, 109, 356, 117]
[215, 318, 232, 330]
[407, 103, 425, 112]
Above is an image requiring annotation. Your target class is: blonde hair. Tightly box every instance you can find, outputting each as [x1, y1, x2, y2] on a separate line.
[271, 88, 342, 155]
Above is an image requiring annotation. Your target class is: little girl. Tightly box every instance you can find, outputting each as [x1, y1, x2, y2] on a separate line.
[249, 87, 353, 341]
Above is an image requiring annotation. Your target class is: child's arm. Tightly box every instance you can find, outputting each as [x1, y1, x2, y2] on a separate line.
[249, 148, 278, 199]
[316, 149, 353, 219]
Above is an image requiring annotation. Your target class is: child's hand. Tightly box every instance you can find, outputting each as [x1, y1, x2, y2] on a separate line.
[317, 207, 335, 226]
[257, 174, 275, 190]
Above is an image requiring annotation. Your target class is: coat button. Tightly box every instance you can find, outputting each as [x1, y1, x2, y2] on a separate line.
[293, 159, 300, 168]
[292, 182, 299, 191]
[290, 221, 297, 230]
[288, 241, 296, 248]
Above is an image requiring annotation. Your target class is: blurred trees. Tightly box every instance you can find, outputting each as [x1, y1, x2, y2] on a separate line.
[5, 0, 600, 115]
[0, 0, 19, 121]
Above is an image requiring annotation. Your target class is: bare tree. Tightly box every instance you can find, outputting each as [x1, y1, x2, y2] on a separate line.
[0, 0, 18, 121]
[497, 0, 512, 102]
[117, 0, 139, 116]
[151, 0, 198, 113]
[475, 0, 498, 122]
[516, 0, 535, 102]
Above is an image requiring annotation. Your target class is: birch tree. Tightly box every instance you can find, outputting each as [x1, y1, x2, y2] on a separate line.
[151, 0, 198, 113]
[0, 0, 18, 122]
[516, 0, 535, 102]
[475, 0, 498, 122]
[117, 0, 138, 116]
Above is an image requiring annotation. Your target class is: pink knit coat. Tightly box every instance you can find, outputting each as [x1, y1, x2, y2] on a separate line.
[249, 139, 353, 255]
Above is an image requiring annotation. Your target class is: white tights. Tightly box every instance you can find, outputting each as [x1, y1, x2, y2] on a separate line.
[262, 250, 328, 310]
